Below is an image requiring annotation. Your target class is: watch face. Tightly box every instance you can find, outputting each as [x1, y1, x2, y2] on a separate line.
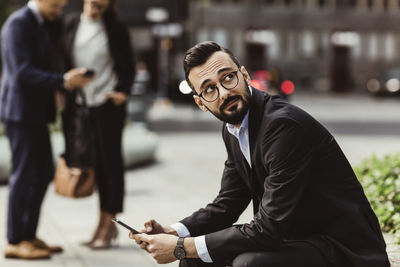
[174, 247, 186, 260]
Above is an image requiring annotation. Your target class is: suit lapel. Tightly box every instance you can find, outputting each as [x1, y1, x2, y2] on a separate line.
[248, 88, 267, 161]
[247, 88, 268, 208]
[25, 8, 53, 68]
[224, 89, 268, 191]
[234, 88, 267, 173]
[24, 6, 39, 26]
[224, 126, 251, 188]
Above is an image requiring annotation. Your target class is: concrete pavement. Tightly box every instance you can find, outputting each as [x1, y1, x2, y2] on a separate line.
[1, 91, 400, 266]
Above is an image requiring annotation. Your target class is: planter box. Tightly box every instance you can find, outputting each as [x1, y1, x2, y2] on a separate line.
[0, 124, 158, 184]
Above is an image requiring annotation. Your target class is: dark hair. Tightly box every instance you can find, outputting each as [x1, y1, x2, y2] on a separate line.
[183, 41, 241, 91]
[103, 0, 117, 20]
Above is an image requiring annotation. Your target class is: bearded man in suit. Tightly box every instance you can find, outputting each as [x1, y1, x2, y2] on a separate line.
[131, 41, 390, 267]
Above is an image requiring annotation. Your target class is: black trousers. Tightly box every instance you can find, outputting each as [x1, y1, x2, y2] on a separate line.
[4, 122, 54, 244]
[89, 101, 126, 214]
[179, 241, 330, 267]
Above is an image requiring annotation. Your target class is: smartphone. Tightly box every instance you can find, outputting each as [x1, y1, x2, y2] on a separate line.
[112, 218, 139, 234]
[83, 69, 95, 77]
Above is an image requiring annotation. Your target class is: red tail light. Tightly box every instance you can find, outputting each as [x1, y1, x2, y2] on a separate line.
[281, 80, 295, 95]
[250, 80, 267, 91]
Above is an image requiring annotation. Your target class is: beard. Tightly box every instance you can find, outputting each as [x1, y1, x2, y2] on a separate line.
[207, 86, 251, 125]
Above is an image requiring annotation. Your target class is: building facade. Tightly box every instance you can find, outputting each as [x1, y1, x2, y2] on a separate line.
[188, 0, 400, 92]
[6, 0, 400, 94]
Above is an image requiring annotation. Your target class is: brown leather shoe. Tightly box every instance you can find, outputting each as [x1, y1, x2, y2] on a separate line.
[4, 241, 51, 259]
[30, 238, 63, 253]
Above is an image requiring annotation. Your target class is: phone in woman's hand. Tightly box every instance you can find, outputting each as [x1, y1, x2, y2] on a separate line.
[83, 69, 95, 77]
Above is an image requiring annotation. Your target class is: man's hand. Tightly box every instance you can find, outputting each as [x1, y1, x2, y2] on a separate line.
[130, 219, 170, 248]
[106, 91, 128, 106]
[139, 219, 178, 236]
[63, 68, 93, 91]
[130, 233, 178, 264]
[141, 219, 165, 234]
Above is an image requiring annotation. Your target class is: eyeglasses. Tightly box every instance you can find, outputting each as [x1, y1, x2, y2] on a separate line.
[198, 70, 241, 102]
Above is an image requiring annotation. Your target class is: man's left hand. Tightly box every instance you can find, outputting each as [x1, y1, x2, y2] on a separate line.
[130, 233, 178, 264]
[106, 92, 128, 106]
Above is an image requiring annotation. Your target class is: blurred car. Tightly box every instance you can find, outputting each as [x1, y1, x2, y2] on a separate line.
[366, 68, 400, 97]
[249, 68, 295, 99]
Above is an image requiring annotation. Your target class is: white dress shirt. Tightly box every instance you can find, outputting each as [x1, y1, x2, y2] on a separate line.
[226, 112, 251, 167]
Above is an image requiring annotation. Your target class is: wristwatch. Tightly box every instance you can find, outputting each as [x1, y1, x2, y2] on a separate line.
[174, 237, 186, 260]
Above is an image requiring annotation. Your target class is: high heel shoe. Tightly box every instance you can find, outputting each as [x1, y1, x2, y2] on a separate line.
[89, 212, 119, 250]
[81, 211, 105, 247]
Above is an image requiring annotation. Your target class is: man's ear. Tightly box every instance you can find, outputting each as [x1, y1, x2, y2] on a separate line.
[193, 95, 208, 112]
[240, 66, 251, 84]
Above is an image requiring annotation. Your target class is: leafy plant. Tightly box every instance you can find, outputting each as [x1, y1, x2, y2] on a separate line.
[354, 154, 400, 243]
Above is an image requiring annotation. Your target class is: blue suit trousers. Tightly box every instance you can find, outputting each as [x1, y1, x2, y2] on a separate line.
[4, 121, 54, 244]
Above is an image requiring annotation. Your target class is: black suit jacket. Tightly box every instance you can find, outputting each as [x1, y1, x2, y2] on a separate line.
[181, 89, 389, 266]
[61, 12, 135, 95]
[0, 6, 64, 124]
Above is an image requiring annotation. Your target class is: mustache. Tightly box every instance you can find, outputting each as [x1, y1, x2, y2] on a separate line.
[220, 95, 241, 111]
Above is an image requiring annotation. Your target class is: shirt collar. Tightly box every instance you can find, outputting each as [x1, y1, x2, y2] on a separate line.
[80, 12, 102, 24]
[226, 111, 249, 136]
[27, 0, 44, 25]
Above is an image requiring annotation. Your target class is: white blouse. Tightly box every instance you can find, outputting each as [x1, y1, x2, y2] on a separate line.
[73, 14, 118, 107]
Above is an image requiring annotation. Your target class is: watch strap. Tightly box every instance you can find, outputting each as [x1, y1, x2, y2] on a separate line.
[177, 237, 185, 247]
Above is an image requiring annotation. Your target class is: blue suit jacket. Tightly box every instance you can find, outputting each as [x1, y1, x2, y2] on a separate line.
[0, 6, 64, 124]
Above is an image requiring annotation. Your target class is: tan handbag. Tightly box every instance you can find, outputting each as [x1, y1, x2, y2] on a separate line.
[54, 157, 95, 198]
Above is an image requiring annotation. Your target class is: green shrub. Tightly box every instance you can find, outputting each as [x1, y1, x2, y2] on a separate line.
[354, 154, 400, 243]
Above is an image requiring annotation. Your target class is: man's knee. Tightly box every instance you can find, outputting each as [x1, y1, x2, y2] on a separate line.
[232, 252, 258, 267]
[179, 258, 206, 267]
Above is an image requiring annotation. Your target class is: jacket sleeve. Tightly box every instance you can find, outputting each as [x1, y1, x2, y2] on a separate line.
[205, 118, 314, 264]
[5, 18, 64, 90]
[111, 21, 135, 94]
[180, 129, 252, 237]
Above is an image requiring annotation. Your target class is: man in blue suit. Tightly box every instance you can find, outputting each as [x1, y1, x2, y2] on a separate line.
[0, 0, 92, 259]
